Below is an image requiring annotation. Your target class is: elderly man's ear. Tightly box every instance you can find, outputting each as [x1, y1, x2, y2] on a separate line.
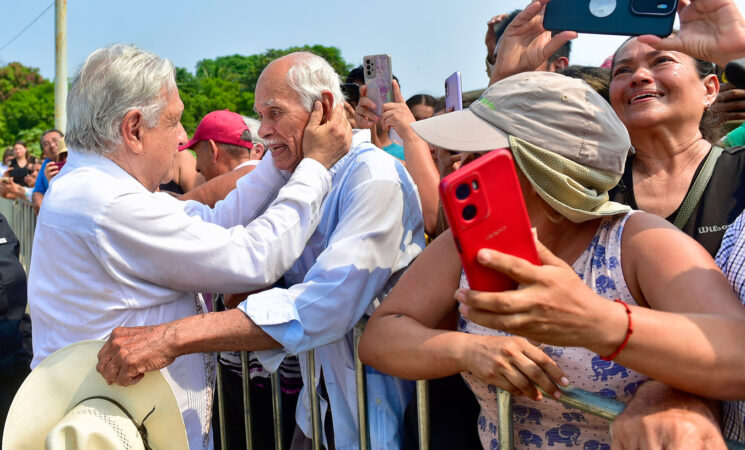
[121, 110, 146, 154]
[320, 91, 334, 124]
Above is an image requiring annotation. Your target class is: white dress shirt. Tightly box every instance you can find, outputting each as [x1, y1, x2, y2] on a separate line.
[29, 149, 331, 449]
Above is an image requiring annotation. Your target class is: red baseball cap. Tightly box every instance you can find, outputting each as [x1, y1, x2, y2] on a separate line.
[179, 110, 254, 151]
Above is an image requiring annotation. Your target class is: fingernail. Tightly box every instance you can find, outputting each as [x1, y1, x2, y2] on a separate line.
[560, 377, 570, 386]
[455, 289, 466, 302]
[459, 304, 469, 315]
[553, 390, 562, 399]
[477, 249, 491, 263]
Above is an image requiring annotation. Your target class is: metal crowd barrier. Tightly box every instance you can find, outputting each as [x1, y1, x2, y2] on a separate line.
[216, 315, 745, 450]
[0, 197, 36, 273]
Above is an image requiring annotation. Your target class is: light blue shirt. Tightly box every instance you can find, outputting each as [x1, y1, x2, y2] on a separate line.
[716, 213, 745, 443]
[239, 131, 425, 449]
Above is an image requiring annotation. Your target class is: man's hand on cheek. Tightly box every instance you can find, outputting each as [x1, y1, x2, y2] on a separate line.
[302, 101, 352, 170]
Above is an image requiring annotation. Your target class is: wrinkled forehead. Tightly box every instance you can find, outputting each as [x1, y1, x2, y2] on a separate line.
[254, 61, 302, 112]
[254, 74, 303, 113]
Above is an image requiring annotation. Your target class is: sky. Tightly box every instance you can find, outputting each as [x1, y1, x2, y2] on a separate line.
[1, 0, 744, 103]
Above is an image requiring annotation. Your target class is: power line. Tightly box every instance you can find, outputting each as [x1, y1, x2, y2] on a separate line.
[0, 2, 55, 53]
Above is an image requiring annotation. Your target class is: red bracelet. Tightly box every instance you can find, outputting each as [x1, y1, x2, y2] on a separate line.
[600, 299, 633, 361]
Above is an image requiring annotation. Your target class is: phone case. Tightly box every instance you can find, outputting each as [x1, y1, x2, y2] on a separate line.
[543, 0, 677, 37]
[363, 54, 393, 118]
[440, 149, 540, 292]
[445, 71, 463, 112]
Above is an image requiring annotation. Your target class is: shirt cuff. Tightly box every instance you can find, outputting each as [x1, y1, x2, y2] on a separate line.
[238, 287, 304, 372]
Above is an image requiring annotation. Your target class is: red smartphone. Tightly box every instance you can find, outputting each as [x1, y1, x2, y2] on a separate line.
[439, 149, 540, 292]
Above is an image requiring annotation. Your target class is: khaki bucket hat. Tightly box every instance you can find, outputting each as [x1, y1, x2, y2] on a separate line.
[411, 71, 633, 222]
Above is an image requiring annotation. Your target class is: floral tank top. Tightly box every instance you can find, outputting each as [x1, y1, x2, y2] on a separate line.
[458, 213, 648, 449]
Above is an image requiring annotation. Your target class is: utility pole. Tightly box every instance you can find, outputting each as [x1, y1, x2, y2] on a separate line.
[55, 0, 67, 133]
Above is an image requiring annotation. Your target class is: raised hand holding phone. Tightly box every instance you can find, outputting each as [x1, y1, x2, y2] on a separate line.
[637, 0, 745, 67]
[363, 54, 393, 119]
[439, 149, 540, 292]
[544, 0, 678, 37]
[489, 0, 577, 85]
[445, 72, 463, 112]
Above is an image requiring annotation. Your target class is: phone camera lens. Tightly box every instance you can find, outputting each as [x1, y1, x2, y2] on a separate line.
[455, 183, 470, 200]
[462, 204, 477, 221]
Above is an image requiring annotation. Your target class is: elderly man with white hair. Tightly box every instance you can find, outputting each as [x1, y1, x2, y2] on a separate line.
[97, 51, 425, 449]
[28, 44, 352, 450]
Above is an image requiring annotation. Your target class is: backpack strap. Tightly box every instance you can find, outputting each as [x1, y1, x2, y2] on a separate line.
[673, 146, 724, 229]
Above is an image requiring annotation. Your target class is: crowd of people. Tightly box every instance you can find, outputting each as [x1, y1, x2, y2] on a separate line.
[5, 0, 745, 448]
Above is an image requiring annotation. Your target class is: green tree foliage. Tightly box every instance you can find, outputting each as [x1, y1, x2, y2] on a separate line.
[195, 45, 351, 93]
[0, 81, 54, 157]
[180, 45, 351, 134]
[0, 62, 45, 101]
[177, 68, 254, 133]
[0, 45, 351, 150]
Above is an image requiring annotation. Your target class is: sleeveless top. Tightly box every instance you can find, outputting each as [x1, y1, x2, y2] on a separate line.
[458, 213, 648, 449]
[610, 146, 745, 257]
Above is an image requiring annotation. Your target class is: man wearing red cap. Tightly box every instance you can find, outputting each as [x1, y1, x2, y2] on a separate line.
[180, 110, 265, 181]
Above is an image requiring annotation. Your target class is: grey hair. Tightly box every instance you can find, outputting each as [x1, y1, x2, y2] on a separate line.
[65, 44, 176, 154]
[285, 52, 344, 112]
[242, 116, 265, 146]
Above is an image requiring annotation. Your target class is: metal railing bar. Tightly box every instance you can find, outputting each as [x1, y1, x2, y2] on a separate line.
[241, 351, 254, 450]
[216, 359, 228, 450]
[496, 388, 514, 450]
[354, 318, 370, 450]
[415, 380, 429, 450]
[271, 371, 284, 450]
[307, 350, 322, 450]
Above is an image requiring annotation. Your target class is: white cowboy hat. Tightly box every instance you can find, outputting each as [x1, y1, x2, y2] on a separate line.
[2, 340, 187, 449]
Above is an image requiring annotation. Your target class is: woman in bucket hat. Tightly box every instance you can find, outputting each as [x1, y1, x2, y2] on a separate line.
[358, 70, 745, 448]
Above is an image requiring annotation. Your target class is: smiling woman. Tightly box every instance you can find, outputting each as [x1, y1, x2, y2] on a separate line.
[608, 36, 745, 255]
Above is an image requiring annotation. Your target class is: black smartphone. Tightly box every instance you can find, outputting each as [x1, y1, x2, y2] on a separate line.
[543, 0, 678, 37]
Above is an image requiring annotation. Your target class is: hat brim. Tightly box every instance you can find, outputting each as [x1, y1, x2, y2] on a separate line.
[410, 109, 510, 152]
[3, 340, 188, 450]
[178, 137, 198, 151]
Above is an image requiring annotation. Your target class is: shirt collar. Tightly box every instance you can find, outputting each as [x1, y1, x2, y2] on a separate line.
[66, 148, 151, 192]
[326, 129, 372, 178]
